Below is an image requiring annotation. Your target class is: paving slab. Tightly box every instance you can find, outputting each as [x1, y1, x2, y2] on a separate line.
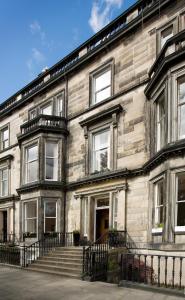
[0, 265, 184, 300]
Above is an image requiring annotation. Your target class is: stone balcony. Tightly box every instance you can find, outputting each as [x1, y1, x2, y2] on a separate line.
[17, 114, 68, 142]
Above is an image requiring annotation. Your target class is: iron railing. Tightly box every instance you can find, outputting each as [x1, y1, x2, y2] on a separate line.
[22, 232, 73, 267]
[0, 245, 21, 266]
[83, 230, 126, 281]
[19, 114, 67, 136]
[120, 252, 185, 292]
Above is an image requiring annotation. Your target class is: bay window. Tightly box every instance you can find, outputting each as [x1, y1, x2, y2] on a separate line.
[24, 201, 37, 234]
[44, 200, 57, 232]
[45, 142, 58, 180]
[40, 103, 52, 115]
[0, 168, 8, 197]
[25, 144, 38, 183]
[92, 129, 110, 173]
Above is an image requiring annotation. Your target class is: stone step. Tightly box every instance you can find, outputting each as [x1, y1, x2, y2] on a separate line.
[50, 250, 83, 255]
[27, 267, 81, 279]
[30, 263, 82, 274]
[48, 253, 83, 259]
[35, 259, 82, 269]
[40, 256, 83, 263]
[56, 247, 83, 251]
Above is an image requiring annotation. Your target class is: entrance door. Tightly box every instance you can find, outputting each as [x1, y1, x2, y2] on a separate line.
[3, 211, 7, 242]
[96, 208, 109, 240]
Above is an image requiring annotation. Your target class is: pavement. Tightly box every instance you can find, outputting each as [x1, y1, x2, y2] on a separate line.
[0, 265, 184, 300]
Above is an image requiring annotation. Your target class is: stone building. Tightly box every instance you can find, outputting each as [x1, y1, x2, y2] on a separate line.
[0, 0, 185, 256]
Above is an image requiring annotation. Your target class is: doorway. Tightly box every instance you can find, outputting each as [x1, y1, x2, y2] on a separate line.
[3, 211, 7, 242]
[94, 197, 109, 241]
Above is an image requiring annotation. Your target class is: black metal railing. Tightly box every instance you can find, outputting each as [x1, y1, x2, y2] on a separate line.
[22, 232, 73, 267]
[83, 230, 126, 281]
[0, 245, 21, 266]
[20, 114, 67, 136]
[120, 252, 185, 292]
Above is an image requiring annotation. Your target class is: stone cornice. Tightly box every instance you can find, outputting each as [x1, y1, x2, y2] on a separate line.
[0, 154, 14, 163]
[17, 181, 65, 194]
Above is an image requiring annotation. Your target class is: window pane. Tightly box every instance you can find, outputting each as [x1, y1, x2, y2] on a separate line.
[177, 202, 185, 227]
[27, 145, 38, 162]
[45, 218, 56, 232]
[177, 173, 185, 201]
[161, 26, 173, 48]
[45, 202, 56, 217]
[96, 86, 111, 103]
[26, 202, 37, 218]
[26, 219, 37, 233]
[179, 105, 185, 138]
[94, 149, 108, 171]
[95, 70, 111, 92]
[46, 142, 58, 157]
[178, 77, 185, 104]
[2, 180, 8, 196]
[46, 158, 58, 180]
[41, 104, 52, 115]
[56, 94, 63, 116]
[30, 110, 37, 119]
[2, 128, 8, 141]
[157, 181, 164, 206]
[94, 130, 109, 151]
[28, 161, 38, 182]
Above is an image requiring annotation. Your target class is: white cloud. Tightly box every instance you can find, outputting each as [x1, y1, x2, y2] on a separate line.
[30, 20, 46, 42]
[26, 48, 45, 78]
[89, 0, 123, 33]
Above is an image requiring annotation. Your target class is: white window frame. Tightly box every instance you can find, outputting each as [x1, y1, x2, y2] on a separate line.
[91, 64, 112, 105]
[44, 200, 57, 233]
[45, 141, 58, 181]
[152, 177, 165, 234]
[25, 144, 38, 184]
[24, 200, 38, 235]
[91, 128, 110, 173]
[0, 167, 8, 197]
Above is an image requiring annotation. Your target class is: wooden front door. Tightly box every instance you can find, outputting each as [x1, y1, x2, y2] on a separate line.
[96, 208, 109, 240]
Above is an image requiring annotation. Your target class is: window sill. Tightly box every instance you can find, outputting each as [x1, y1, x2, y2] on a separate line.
[152, 228, 163, 234]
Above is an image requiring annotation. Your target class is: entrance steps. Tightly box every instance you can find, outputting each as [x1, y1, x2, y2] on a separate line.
[27, 247, 83, 279]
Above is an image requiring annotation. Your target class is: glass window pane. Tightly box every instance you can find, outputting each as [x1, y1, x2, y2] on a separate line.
[94, 130, 109, 151]
[26, 202, 37, 218]
[45, 202, 56, 218]
[157, 181, 164, 206]
[95, 70, 111, 92]
[161, 25, 173, 48]
[27, 145, 38, 162]
[179, 105, 185, 138]
[94, 149, 108, 171]
[178, 77, 185, 104]
[56, 94, 63, 116]
[2, 128, 8, 141]
[41, 104, 52, 115]
[177, 202, 185, 227]
[26, 219, 37, 233]
[46, 143, 58, 157]
[96, 87, 111, 103]
[46, 158, 58, 180]
[2, 180, 8, 196]
[2, 169, 8, 180]
[45, 218, 56, 232]
[28, 161, 38, 182]
[177, 173, 185, 201]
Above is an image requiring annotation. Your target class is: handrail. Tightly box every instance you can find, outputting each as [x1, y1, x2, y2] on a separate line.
[22, 232, 73, 267]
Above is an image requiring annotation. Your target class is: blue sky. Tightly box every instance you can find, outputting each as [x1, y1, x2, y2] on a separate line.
[0, 0, 136, 103]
